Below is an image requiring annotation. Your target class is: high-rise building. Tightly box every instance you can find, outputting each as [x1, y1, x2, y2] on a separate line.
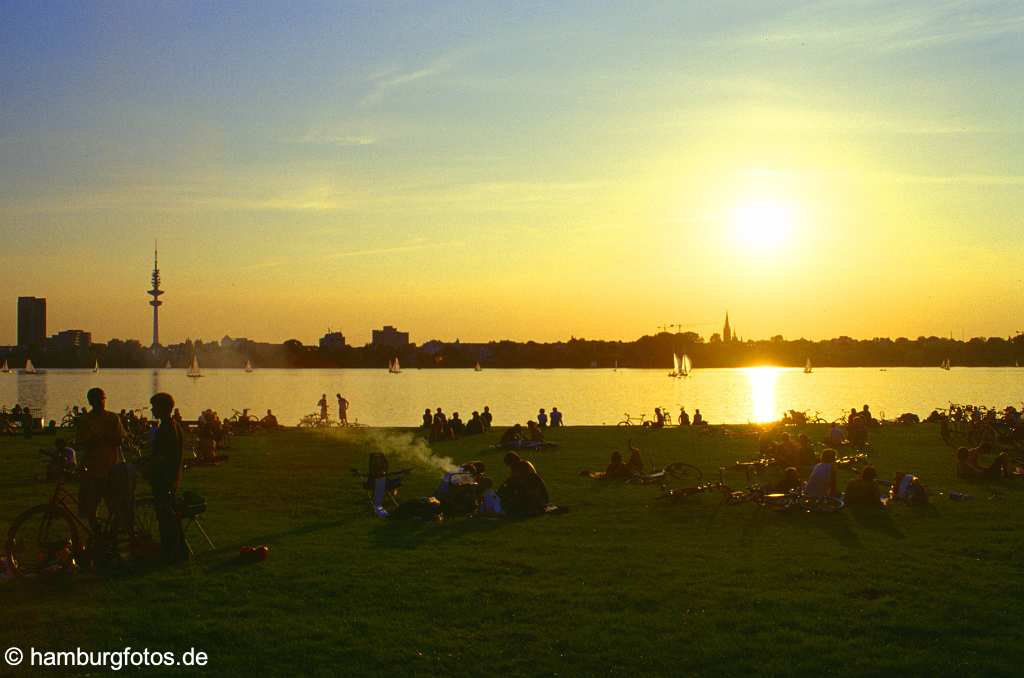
[48, 329, 92, 350]
[148, 245, 164, 348]
[17, 296, 46, 348]
[371, 325, 410, 349]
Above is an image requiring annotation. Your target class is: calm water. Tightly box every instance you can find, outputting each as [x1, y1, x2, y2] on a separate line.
[2, 367, 1022, 427]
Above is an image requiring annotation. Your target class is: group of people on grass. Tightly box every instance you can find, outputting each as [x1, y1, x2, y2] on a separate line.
[423, 406, 493, 441]
[431, 452, 551, 518]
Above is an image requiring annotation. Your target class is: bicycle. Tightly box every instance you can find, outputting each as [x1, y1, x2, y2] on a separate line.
[297, 412, 336, 428]
[5, 452, 159, 576]
[617, 412, 649, 427]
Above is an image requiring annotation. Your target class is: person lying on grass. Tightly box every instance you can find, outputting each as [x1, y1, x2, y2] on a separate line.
[956, 444, 1011, 480]
[890, 472, 929, 504]
[804, 448, 838, 498]
[499, 424, 525, 447]
[527, 420, 544, 443]
[844, 465, 883, 508]
[499, 452, 550, 517]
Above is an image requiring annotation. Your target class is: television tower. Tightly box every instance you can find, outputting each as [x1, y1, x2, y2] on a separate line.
[148, 243, 164, 348]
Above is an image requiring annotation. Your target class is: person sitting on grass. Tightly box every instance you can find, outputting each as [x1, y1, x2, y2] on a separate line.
[956, 445, 1010, 480]
[550, 407, 563, 427]
[527, 420, 544, 443]
[499, 423, 525, 447]
[795, 434, 817, 466]
[421, 408, 433, 429]
[890, 472, 929, 504]
[537, 408, 548, 428]
[260, 409, 279, 429]
[647, 407, 666, 428]
[828, 422, 844, 447]
[848, 415, 868, 447]
[449, 412, 465, 437]
[692, 409, 706, 426]
[774, 466, 802, 493]
[804, 448, 838, 498]
[499, 452, 550, 517]
[844, 465, 882, 507]
[603, 451, 631, 479]
[625, 441, 644, 475]
[464, 411, 484, 436]
[678, 406, 690, 426]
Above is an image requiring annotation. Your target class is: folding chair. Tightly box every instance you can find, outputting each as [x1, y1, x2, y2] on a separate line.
[351, 453, 411, 517]
[174, 491, 215, 555]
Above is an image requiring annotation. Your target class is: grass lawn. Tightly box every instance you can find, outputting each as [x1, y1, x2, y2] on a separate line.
[3, 424, 1023, 676]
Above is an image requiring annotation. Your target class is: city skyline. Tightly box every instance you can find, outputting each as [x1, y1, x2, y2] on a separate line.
[2, 2, 1022, 345]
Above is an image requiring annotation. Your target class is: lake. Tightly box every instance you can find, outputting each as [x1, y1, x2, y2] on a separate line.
[2, 367, 1022, 427]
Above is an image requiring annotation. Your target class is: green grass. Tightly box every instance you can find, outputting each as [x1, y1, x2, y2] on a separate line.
[3, 424, 1024, 677]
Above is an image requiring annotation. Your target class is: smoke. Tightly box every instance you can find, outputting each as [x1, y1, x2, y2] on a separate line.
[362, 429, 458, 474]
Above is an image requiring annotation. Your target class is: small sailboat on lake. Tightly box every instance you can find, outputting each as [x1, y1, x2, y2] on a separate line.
[474, 362, 482, 372]
[804, 358, 813, 374]
[668, 353, 680, 378]
[1, 360, 9, 373]
[244, 360, 254, 373]
[93, 360, 99, 373]
[164, 360, 172, 369]
[21, 359, 40, 375]
[187, 354, 203, 378]
[388, 357, 401, 373]
[940, 358, 951, 371]
[680, 354, 692, 377]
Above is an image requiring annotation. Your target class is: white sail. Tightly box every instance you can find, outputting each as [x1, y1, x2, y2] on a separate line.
[24, 359, 37, 374]
[1, 360, 8, 373]
[681, 354, 691, 376]
[164, 360, 172, 369]
[187, 355, 203, 378]
[668, 353, 679, 377]
[93, 360, 99, 373]
[941, 359, 950, 371]
[614, 360, 618, 371]
[389, 357, 401, 373]
[474, 362, 482, 371]
[244, 360, 253, 373]
[804, 358, 812, 374]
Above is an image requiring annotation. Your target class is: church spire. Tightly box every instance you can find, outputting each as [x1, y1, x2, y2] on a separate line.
[723, 312, 732, 343]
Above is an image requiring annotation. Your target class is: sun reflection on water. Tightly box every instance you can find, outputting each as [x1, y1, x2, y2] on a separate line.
[745, 367, 781, 423]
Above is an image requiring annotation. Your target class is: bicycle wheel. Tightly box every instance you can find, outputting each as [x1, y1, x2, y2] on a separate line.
[664, 462, 703, 483]
[758, 492, 796, 511]
[5, 504, 81, 576]
[617, 420, 631, 427]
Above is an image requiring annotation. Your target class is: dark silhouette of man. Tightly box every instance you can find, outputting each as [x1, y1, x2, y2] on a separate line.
[147, 392, 187, 564]
[75, 388, 126, 529]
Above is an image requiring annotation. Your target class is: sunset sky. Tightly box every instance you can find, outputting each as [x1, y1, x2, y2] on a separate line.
[1, 1, 1022, 345]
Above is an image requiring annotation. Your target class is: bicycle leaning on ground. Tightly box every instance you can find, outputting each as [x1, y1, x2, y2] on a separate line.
[4, 451, 159, 576]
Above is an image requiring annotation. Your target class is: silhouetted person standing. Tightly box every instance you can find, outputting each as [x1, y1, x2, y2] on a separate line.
[318, 394, 329, 422]
[147, 392, 187, 564]
[75, 388, 126, 530]
[336, 393, 349, 425]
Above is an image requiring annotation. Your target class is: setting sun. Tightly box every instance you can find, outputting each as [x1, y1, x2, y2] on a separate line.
[732, 199, 796, 250]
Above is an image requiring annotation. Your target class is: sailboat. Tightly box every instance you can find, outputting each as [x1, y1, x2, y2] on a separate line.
[680, 354, 692, 377]
[804, 358, 813, 374]
[187, 354, 203, 378]
[93, 360, 99, 373]
[474, 362, 482, 372]
[668, 353, 680, 378]
[1, 360, 9, 373]
[388, 357, 401, 374]
[244, 360, 254, 373]
[941, 359, 951, 371]
[164, 360, 172, 369]
[22, 359, 38, 375]
[614, 360, 618, 371]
